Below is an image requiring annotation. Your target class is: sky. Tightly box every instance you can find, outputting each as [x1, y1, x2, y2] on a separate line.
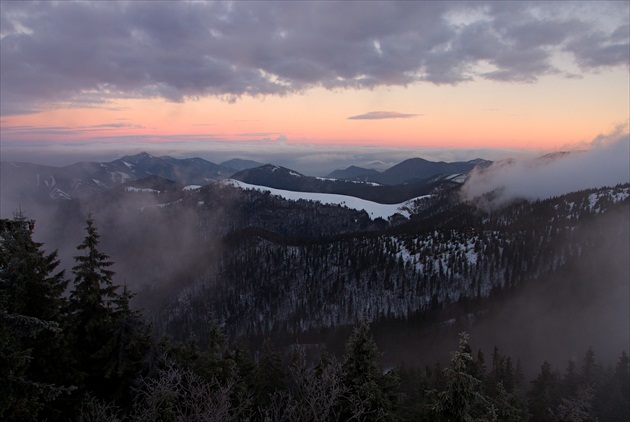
[1, 1, 629, 175]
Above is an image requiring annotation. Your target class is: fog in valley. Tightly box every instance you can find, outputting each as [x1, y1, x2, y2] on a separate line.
[2, 142, 628, 378]
[461, 128, 630, 208]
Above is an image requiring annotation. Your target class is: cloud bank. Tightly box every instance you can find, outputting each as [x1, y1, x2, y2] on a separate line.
[348, 111, 420, 120]
[461, 126, 630, 208]
[1, 1, 628, 115]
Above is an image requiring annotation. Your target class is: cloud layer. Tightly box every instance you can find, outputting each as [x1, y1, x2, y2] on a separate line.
[1, 1, 628, 115]
[460, 126, 630, 208]
[348, 111, 420, 120]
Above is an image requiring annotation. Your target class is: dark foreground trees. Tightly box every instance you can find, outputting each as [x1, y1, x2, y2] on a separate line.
[1, 215, 153, 420]
[1, 215, 628, 421]
[0, 214, 73, 420]
[68, 214, 153, 408]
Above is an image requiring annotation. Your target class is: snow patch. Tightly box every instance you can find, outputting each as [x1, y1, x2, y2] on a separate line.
[225, 179, 431, 220]
[92, 179, 108, 189]
[449, 174, 468, 183]
[125, 187, 160, 193]
[156, 199, 182, 208]
[183, 185, 202, 191]
[315, 177, 381, 186]
[111, 171, 134, 183]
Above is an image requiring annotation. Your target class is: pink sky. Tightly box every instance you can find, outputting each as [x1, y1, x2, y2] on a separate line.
[1, 1, 628, 172]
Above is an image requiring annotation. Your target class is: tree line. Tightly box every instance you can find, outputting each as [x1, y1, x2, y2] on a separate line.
[1, 214, 628, 421]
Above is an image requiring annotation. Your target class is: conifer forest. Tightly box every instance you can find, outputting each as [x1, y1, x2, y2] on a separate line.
[1, 182, 628, 421]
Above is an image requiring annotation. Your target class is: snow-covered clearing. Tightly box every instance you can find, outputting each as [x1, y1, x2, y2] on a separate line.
[225, 179, 430, 220]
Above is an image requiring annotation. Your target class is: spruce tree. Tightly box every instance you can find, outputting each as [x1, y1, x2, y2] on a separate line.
[0, 215, 73, 421]
[527, 361, 561, 422]
[69, 215, 118, 382]
[428, 332, 494, 422]
[69, 214, 150, 406]
[594, 351, 629, 421]
[0, 213, 68, 321]
[254, 338, 287, 409]
[340, 320, 400, 421]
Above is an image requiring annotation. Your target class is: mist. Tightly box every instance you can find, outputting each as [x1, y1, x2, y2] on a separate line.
[470, 204, 630, 376]
[0, 179, 223, 316]
[0, 142, 533, 177]
[460, 128, 630, 208]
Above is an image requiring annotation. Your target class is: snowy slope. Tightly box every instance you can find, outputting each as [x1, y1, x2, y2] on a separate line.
[224, 179, 431, 220]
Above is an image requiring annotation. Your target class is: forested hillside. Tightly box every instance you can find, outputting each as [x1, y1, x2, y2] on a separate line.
[1, 215, 628, 420]
[157, 185, 629, 343]
[1, 181, 628, 421]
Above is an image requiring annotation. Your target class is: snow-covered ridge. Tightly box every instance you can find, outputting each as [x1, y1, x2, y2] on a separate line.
[587, 186, 629, 212]
[183, 185, 202, 191]
[224, 179, 430, 220]
[125, 186, 160, 193]
[445, 173, 467, 183]
[315, 176, 382, 186]
[554, 186, 630, 219]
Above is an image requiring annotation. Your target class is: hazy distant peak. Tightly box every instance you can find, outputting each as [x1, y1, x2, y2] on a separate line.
[326, 166, 380, 180]
[220, 158, 264, 171]
[119, 151, 153, 164]
[466, 158, 492, 165]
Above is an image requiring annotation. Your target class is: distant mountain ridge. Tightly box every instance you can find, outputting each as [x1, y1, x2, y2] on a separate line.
[326, 158, 492, 184]
[229, 164, 455, 203]
[326, 165, 380, 181]
[113, 152, 233, 184]
[220, 158, 264, 171]
[230, 158, 493, 203]
[1, 152, 493, 209]
[0, 152, 236, 204]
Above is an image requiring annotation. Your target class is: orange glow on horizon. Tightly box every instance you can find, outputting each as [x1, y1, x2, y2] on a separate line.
[2, 69, 628, 154]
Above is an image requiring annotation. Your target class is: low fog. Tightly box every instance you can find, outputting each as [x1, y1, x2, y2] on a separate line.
[461, 128, 630, 208]
[471, 204, 630, 375]
[2, 134, 628, 376]
[0, 142, 529, 177]
[449, 128, 630, 373]
[0, 181, 223, 314]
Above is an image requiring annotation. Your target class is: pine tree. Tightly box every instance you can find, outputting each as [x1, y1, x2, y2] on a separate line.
[340, 320, 400, 421]
[68, 215, 150, 407]
[0, 213, 68, 321]
[561, 360, 580, 398]
[428, 332, 494, 422]
[0, 215, 74, 421]
[190, 318, 234, 384]
[0, 312, 67, 421]
[527, 361, 561, 422]
[103, 285, 153, 408]
[254, 338, 287, 409]
[70, 215, 118, 325]
[580, 347, 601, 387]
[595, 351, 629, 421]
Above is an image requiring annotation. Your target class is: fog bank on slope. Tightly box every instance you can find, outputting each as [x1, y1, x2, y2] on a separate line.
[461, 128, 630, 209]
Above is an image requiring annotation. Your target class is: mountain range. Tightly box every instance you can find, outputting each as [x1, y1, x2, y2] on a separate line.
[0, 152, 491, 210]
[326, 157, 491, 184]
[0, 148, 627, 377]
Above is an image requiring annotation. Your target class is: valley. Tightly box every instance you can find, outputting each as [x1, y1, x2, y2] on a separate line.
[1, 152, 628, 420]
[1, 153, 627, 366]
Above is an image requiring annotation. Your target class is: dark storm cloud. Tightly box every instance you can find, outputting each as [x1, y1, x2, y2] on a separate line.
[348, 111, 420, 120]
[1, 1, 628, 115]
